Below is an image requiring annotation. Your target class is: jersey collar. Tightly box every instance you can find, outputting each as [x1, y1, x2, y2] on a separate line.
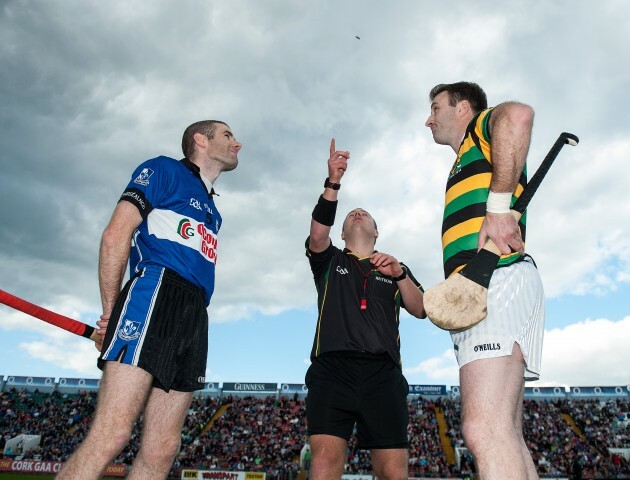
[343, 248, 378, 259]
[181, 158, 219, 197]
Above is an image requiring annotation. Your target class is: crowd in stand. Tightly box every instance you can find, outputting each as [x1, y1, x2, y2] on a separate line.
[1, 387, 629, 479]
[173, 395, 304, 479]
[524, 399, 598, 478]
[0, 388, 97, 462]
[441, 397, 630, 479]
[437, 398, 475, 478]
[406, 398, 452, 477]
[562, 398, 630, 477]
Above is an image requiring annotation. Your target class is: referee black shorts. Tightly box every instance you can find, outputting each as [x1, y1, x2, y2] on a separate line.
[98, 266, 208, 392]
[305, 352, 409, 449]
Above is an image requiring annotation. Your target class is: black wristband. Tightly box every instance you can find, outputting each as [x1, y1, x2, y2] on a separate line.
[324, 177, 341, 190]
[312, 195, 338, 226]
[392, 266, 407, 282]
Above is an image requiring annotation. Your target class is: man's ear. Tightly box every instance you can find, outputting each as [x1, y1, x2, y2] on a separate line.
[193, 132, 207, 149]
[457, 100, 471, 117]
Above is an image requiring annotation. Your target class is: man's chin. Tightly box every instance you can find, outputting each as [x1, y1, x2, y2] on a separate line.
[223, 160, 238, 171]
[432, 135, 450, 146]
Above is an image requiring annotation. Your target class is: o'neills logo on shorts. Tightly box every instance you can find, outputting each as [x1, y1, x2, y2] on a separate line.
[474, 343, 501, 352]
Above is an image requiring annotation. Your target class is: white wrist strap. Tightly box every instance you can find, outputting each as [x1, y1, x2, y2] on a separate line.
[486, 191, 512, 214]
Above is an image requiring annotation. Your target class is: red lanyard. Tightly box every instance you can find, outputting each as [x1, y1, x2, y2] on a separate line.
[349, 255, 376, 311]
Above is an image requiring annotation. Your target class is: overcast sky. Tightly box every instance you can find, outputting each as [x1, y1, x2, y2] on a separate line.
[1, 0, 628, 389]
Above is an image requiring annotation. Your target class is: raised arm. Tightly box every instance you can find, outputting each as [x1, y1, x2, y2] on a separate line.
[309, 138, 350, 252]
[479, 101, 534, 255]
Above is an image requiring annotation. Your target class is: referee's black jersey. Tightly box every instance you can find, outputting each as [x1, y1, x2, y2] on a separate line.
[305, 238, 423, 367]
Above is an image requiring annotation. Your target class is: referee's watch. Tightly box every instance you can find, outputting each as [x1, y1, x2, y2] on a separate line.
[324, 177, 341, 190]
[392, 266, 407, 282]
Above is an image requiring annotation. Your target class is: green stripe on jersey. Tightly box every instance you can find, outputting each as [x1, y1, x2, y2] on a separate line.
[458, 145, 484, 169]
[444, 188, 489, 219]
[443, 232, 478, 263]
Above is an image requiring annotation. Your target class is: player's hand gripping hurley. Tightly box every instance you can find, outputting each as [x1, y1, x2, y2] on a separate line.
[424, 132, 579, 331]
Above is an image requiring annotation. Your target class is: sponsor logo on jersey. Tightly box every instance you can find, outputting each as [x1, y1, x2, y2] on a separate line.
[375, 276, 393, 284]
[118, 319, 142, 341]
[190, 198, 202, 210]
[178, 219, 195, 239]
[121, 191, 146, 210]
[133, 168, 154, 186]
[148, 210, 218, 263]
[336, 266, 349, 275]
[198, 223, 218, 262]
[473, 342, 501, 352]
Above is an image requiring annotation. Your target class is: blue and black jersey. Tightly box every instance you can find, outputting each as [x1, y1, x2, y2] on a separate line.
[120, 156, 221, 305]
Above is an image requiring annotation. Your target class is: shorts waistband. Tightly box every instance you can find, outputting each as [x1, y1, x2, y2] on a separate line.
[317, 351, 392, 362]
[138, 266, 204, 296]
[522, 253, 538, 267]
[497, 253, 538, 270]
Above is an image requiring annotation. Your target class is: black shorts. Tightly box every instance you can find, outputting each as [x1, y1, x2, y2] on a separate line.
[305, 352, 409, 449]
[98, 266, 208, 392]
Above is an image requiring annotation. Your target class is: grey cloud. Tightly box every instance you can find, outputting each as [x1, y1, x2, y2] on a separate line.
[1, 0, 629, 327]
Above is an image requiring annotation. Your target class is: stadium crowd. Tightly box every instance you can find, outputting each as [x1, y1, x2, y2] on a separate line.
[173, 395, 304, 479]
[1, 387, 629, 479]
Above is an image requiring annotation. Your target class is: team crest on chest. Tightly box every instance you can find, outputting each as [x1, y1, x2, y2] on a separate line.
[449, 156, 462, 179]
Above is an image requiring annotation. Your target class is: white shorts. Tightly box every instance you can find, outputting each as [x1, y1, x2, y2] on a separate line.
[450, 257, 545, 381]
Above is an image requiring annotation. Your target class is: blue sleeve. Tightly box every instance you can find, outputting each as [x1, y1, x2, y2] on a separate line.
[119, 156, 174, 218]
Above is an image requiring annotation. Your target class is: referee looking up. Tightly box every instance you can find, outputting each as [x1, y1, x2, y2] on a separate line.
[305, 138, 426, 480]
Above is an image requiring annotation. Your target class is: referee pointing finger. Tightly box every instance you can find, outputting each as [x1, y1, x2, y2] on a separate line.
[304, 138, 426, 480]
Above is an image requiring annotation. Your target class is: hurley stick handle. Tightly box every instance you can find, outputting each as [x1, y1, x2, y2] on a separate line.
[475, 132, 580, 268]
[512, 132, 579, 215]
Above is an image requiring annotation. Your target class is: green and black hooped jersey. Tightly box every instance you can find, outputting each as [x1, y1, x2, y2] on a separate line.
[305, 239, 423, 367]
[442, 108, 527, 279]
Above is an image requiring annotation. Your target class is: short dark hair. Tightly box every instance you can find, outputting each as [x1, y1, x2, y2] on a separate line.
[181, 120, 228, 158]
[429, 82, 488, 114]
